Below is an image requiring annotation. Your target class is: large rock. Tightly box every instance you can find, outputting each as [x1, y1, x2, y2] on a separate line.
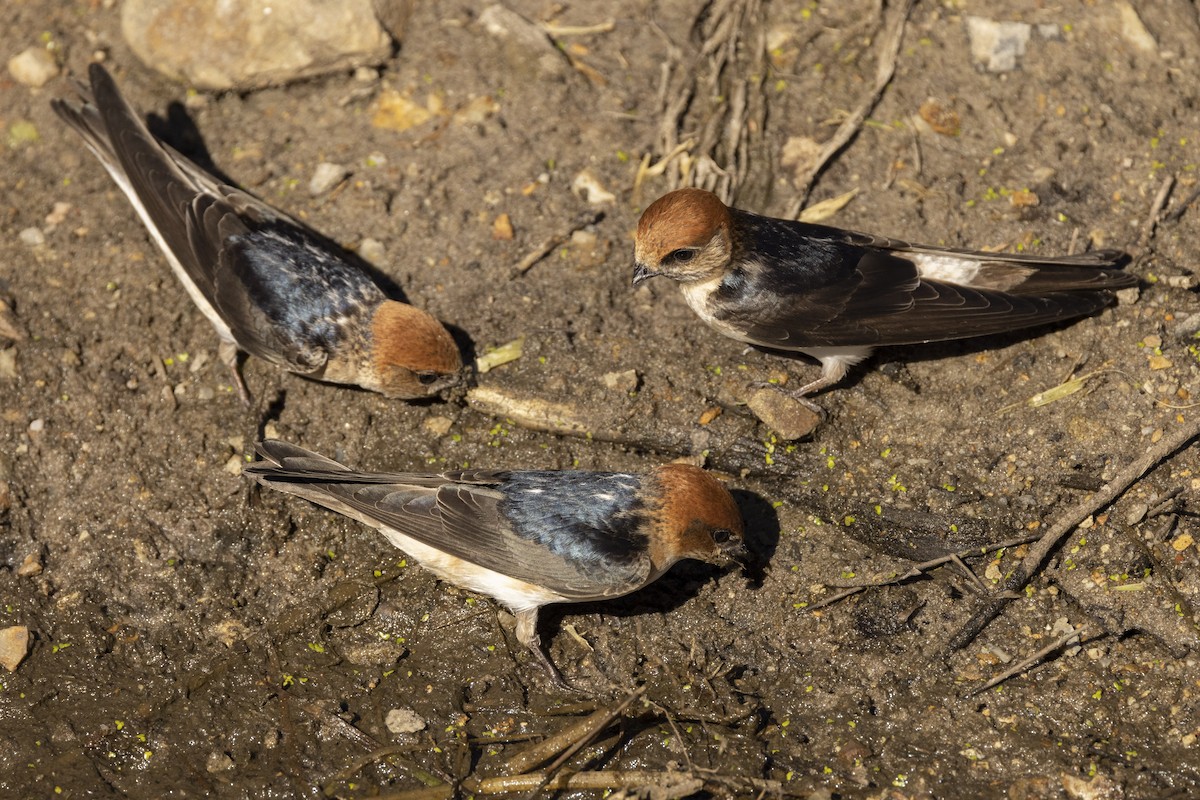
[122, 0, 413, 90]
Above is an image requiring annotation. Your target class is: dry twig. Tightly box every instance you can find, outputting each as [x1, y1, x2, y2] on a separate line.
[949, 416, 1200, 650]
[512, 211, 604, 276]
[964, 626, 1089, 698]
[783, 0, 915, 218]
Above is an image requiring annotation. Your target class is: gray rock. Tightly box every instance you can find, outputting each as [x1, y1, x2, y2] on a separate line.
[384, 707, 426, 734]
[965, 16, 1031, 73]
[122, 0, 409, 90]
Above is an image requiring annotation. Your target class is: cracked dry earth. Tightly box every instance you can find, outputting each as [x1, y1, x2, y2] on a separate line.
[2, 0, 1199, 798]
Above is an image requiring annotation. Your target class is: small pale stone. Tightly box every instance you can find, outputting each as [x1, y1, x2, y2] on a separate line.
[1117, 2, 1157, 52]
[965, 16, 1031, 72]
[44, 202, 72, 228]
[206, 751, 235, 772]
[7, 47, 59, 88]
[385, 707, 426, 734]
[0, 349, 16, 379]
[571, 170, 616, 204]
[209, 619, 248, 647]
[17, 552, 43, 578]
[1171, 533, 1194, 552]
[422, 416, 453, 436]
[746, 389, 821, 440]
[0, 626, 31, 672]
[491, 212, 514, 241]
[1115, 287, 1140, 305]
[1142, 334, 1162, 348]
[28, 418, 45, 433]
[358, 238, 386, 264]
[308, 162, 349, 196]
[223, 454, 244, 476]
[698, 406, 723, 425]
[1147, 354, 1172, 370]
[602, 369, 639, 392]
[19, 227, 46, 247]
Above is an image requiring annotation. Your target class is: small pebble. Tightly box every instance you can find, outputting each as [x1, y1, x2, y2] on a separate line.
[7, 47, 59, 88]
[206, 752, 235, 773]
[309, 162, 349, 196]
[572, 169, 616, 204]
[0, 350, 16, 379]
[358, 238, 386, 264]
[422, 416, 454, 436]
[0, 626, 30, 672]
[491, 213, 514, 241]
[197, 386, 216, 401]
[601, 369, 639, 392]
[385, 707, 426, 734]
[223, 454, 244, 476]
[746, 388, 821, 441]
[28, 418, 45, 433]
[17, 552, 43, 578]
[19, 228, 46, 247]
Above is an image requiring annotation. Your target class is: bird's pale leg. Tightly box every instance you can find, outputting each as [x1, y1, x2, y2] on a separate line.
[218, 339, 252, 406]
[754, 357, 851, 415]
[515, 608, 572, 691]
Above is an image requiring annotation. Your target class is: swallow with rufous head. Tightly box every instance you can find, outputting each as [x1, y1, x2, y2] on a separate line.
[53, 64, 463, 404]
[244, 439, 747, 686]
[633, 188, 1135, 409]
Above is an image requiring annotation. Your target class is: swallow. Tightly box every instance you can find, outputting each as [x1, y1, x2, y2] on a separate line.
[633, 188, 1136, 407]
[52, 64, 462, 404]
[244, 439, 746, 685]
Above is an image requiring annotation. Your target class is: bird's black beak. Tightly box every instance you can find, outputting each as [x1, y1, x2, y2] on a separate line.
[716, 540, 750, 569]
[632, 261, 657, 286]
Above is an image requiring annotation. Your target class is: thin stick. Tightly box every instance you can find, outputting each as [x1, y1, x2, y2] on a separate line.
[963, 627, 1087, 698]
[949, 416, 1200, 650]
[516, 690, 646, 800]
[808, 532, 1043, 611]
[784, 0, 914, 218]
[1138, 173, 1175, 249]
[505, 687, 644, 774]
[1163, 185, 1200, 224]
[513, 211, 604, 276]
[471, 770, 805, 796]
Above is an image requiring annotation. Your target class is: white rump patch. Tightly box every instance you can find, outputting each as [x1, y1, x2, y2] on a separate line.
[911, 253, 982, 285]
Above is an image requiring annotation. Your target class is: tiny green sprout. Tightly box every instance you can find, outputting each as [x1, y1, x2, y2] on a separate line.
[843, 515, 856, 526]
[874, 505, 882, 515]
[1093, 689, 1102, 700]
[616, 150, 629, 162]
[942, 484, 956, 492]
[307, 642, 325, 653]
[114, 720, 125, 731]
[772, 500, 783, 509]
[373, 569, 382, 578]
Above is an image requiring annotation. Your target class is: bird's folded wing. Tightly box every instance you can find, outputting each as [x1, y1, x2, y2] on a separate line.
[739, 250, 1119, 348]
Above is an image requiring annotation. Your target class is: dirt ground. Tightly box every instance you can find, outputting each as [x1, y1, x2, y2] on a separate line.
[2, 1, 1199, 797]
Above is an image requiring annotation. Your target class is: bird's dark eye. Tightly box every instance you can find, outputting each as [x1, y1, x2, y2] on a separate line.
[712, 528, 732, 544]
[666, 248, 696, 264]
[417, 372, 440, 385]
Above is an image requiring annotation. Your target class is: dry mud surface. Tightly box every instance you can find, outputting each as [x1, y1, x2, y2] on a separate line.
[2, 1, 1199, 798]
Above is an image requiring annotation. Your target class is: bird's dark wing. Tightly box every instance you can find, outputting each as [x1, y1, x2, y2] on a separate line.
[52, 65, 383, 373]
[718, 212, 1133, 348]
[246, 442, 653, 600]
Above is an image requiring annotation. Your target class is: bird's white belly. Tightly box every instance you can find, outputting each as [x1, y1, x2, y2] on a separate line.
[379, 527, 567, 612]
